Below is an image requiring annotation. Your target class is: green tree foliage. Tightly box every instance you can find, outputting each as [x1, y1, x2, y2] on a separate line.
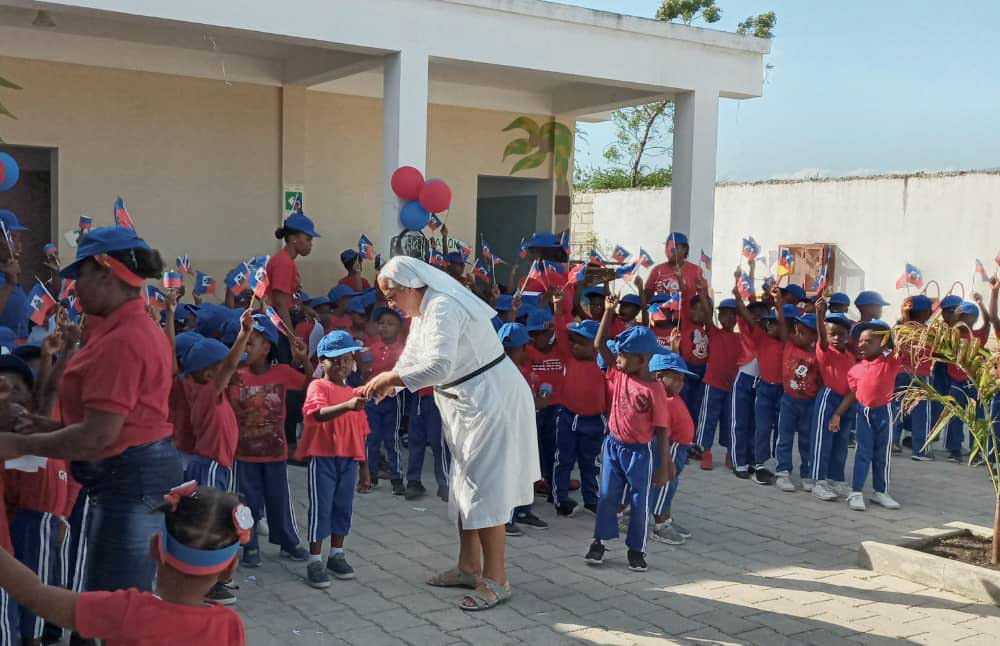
[737, 11, 777, 38]
[0, 74, 22, 143]
[656, 0, 722, 25]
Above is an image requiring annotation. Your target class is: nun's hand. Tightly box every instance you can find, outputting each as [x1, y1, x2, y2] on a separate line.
[358, 371, 403, 403]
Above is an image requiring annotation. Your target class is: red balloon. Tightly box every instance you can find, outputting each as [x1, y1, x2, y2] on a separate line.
[391, 166, 424, 201]
[419, 179, 452, 214]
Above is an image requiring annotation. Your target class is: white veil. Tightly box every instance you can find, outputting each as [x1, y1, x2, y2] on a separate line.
[379, 255, 497, 322]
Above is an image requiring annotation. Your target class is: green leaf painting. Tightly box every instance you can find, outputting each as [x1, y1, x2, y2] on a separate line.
[502, 116, 572, 196]
[0, 73, 21, 143]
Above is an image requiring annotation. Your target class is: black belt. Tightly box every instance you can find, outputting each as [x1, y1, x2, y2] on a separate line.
[435, 353, 506, 399]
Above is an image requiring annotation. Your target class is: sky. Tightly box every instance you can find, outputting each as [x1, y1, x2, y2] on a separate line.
[554, 0, 1000, 181]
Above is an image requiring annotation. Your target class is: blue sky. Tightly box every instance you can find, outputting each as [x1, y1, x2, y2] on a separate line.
[556, 0, 1000, 181]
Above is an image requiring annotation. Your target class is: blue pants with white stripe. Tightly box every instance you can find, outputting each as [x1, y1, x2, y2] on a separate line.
[307, 456, 358, 542]
[898, 376, 935, 457]
[594, 435, 652, 553]
[365, 394, 403, 480]
[553, 410, 606, 506]
[235, 459, 302, 552]
[695, 384, 731, 451]
[9, 510, 61, 640]
[852, 404, 894, 494]
[406, 394, 450, 487]
[891, 373, 911, 444]
[728, 372, 758, 469]
[681, 364, 707, 426]
[649, 442, 688, 517]
[775, 394, 815, 478]
[811, 387, 854, 482]
[184, 454, 234, 492]
[536, 405, 563, 482]
[947, 379, 980, 455]
[754, 380, 783, 466]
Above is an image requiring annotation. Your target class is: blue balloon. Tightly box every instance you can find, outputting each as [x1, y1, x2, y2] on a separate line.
[0, 152, 18, 192]
[400, 200, 430, 231]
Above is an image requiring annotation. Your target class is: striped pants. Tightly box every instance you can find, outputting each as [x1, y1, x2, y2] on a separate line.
[235, 460, 302, 552]
[852, 404, 894, 493]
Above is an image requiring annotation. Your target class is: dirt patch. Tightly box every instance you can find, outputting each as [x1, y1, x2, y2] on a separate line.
[916, 532, 1000, 571]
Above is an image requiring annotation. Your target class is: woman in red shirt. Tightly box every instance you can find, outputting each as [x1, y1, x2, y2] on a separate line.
[266, 212, 320, 341]
[0, 227, 184, 593]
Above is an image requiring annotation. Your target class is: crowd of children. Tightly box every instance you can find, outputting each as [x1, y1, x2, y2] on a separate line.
[0, 203, 998, 641]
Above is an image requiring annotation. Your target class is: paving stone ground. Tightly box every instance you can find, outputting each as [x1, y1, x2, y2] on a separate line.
[236, 442, 999, 645]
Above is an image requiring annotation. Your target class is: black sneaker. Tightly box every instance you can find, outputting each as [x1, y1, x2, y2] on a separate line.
[687, 445, 704, 460]
[307, 561, 331, 589]
[582, 502, 598, 515]
[281, 545, 310, 562]
[505, 522, 524, 536]
[437, 484, 449, 502]
[404, 481, 426, 500]
[391, 478, 406, 495]
[206, 581, 236, 605]
[752, 467, 775, 485]
[946, 452, 962, 463]
[556, 500, 578, 517]
[326, 553, 355, 580]
[514, 511, 549, 529]
[584, 540, 605, 565]
[734, 468, 751, 480]
[627, 550, 648, 572]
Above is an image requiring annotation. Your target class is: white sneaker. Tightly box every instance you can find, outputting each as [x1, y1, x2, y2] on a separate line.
[256, 519, 269, 537]
[776, 474, 796, 492]
[802, 478, 815, 492]
[870, 491, 900, 509]
[831, 481, 851, 498]
[847, 492, 866, 511]
[812, 481, 838, 501]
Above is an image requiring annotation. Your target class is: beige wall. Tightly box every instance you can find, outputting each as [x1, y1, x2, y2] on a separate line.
[1, 56, 556, 298]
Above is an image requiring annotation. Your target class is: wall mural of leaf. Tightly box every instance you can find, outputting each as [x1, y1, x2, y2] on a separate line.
[502, 138, 533, 161]
[509, 150, 548, 174]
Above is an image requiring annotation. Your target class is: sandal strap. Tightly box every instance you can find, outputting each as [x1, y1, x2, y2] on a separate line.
[477, 577, 511, 600]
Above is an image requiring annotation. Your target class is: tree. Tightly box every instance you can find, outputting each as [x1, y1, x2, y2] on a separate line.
[656, 0, 722, 25]
[602, 101, 674, 189]
[0, 73, 21, 143]
[737, 11, 777, 38]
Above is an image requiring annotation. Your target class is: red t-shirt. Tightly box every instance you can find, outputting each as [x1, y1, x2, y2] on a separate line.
[782, 343, 821, 399]
[516, 362, 540, 395]
[947, 327, 989, 383]
[293, 320, 313, 347]
[0, 478, 11, 554]
[558, 357, 607, 417]
[297, 380, 369, 460]
[369, 338, 404, 376]
[266, 249, 299, 297]
[338, 275, 371, 291]
[816, 344, 856, 396]
[4, 459, 73, 517]
[181, 380, 240, 468]
[169, 380, 195, 455]
[605, 368, 670, 445]
[229, 365, 307, 462]
[651, 324, 673, 350]
[754, 328, 785, 385]
[75, 589, 245, 646]
[703, 328, 741, 392]
[735, 319, 759, 367]
[525, 343, 567, 404]
[647, 262, 702, 311]
[848, 354, 903, 408]
[325, 315, 353, 333]
[665, 395, 695, 445]
[678, 320, 710, 367]
[59, 299, 173, 458]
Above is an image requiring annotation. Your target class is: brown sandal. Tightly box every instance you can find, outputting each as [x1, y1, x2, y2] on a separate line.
[426, 567, 478, 589]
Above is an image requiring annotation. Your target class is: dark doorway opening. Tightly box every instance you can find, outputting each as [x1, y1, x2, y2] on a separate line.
[476, 176, 551, 291]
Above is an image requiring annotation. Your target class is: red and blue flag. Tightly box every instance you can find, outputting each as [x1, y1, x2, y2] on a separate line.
[427, 214, 443, 232]
[615, 262, 638, 282]
[176, 254, 194, 275]
[612, 245, 632, 264]
[162, 272, 184, 289]
[265, 306, 288, 335]
[975, 259, 988, 282]
[44, 243, 58, 259]
[543, 261, 567, 288]
[665, 234, 678, 260]
[637, 248, 654, 269]
[358, 234, 375, 261]
[776, 248, 794, 277]
[700, 250, 712, 271]
[472, 259, 491, 283]
[518, 238, 528, 259]
[737, 272, 754, 299]
[113, 197, 135, 230]
[662, 291, 681, 312]
[895, 263, 923, 289]
[194, 271, 216, 296]
[145, 285, 167, 309]
[225, 265, 249, 295]
[567, 263, 587, 285]
[559, 230, 570, 255]
[588, 250, 608, 266]
[742, 236, 760, 261]
[26, 283, 56, 326]
[78, 215, 94, 233]
[249, 264, 270, 299]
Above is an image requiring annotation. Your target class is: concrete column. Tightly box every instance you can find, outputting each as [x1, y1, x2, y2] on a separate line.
[381, 50, 428, 253]
[280, 85, 307, 224]
[670, 88, 719, 258]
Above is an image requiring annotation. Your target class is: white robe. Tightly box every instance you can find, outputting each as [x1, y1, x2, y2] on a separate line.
[395, 288, 539, 529]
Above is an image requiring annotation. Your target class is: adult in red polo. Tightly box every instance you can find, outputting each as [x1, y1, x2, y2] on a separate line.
[0, 227, 183, 594]
[266, 212, 320, 335]
[645, 232, 704, 310]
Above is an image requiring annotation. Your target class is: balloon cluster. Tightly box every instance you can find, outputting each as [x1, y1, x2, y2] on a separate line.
[0, 152, 18, 192]
[390, 166, 451, 231]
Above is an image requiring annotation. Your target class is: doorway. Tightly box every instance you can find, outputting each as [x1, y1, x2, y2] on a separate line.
[0, 144, 57, 292]
[476, 176, 552, 291]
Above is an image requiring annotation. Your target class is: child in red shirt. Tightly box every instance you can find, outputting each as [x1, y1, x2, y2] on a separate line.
[230, 315, 312, 567]
[298, 331, 370, 589]
[830, 320, 902, 512]
[0, 483, 248, 645]
[689, 298, 741, 470]
[325, 285, 357, 333]
[944, 298, 993, 461]
[364, 307, 406, 494]
[337, 249, 372, 292]
[772, 297, 821, 493]
[523, 307, 566, 514]
[586, 297, 672, 573]
[750, 303, 791, 485]
[648, 352, 696, 547]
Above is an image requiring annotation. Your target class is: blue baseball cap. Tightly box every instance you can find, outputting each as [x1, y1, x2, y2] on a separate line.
[283, 213, 320, 238]
[195, 304, 230, 337]
[939, 295, 963, 310]
[852, 319, 891, 339]
[854, 291, 890, 307]
[317, 330, 364, 359]
[824, 313, 854, 329]
[782, 284, 807, 302]
[0, 210, 28, 232]
[180, 337, 231, 376]
[494, 294, 514, 312]
[524, 232, 562, 249]
[306, 296, 331, 309]
[765, 304, 801, 320]
[340, 249, 359, 266]
[0, 327, 15, 353]
[607, 326, 663, 356]
[829, 292, 851, 306]
[666, 232, 688, 246]
[620, 294, 641, 307]
[348, 290, 377, 314]
[328, 285, 357, 302]
[718, 298, 737, 309]
[446, 251, 465, 265]
[252, 314, 279, 346]
[648, 352, 696, 377]
[372, 306, 403, 322]
[220, 315, 242, 346]
[11, 343, 41, 363]
[498, 322, 531, 348]
[583, 286, 606, 299]
[175, 331, 203, 359]
[0, 355, 34, 388]
[908, 295, 933, 312]
[959, 301, 979, 316]
[519, 292, 542, 310]
[794, 313, 818, 330]
[567, 320, 600, 340]
[172, 303, 199, 324]
[526, 308, 554, 332]
[60, 227, 152, 280]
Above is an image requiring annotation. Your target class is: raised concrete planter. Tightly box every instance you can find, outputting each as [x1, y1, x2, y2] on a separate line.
[858, 522, 1000, 606]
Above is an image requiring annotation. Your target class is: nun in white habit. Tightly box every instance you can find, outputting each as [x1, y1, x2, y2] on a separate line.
[360, 256, 539, 611]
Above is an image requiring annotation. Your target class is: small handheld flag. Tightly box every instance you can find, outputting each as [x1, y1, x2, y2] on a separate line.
[542, 261, 567, 288]
[699, 250, 712, 271]
[518, 238, 528, 260]
[742, 236, 760, 262]
[975, 259, 988, 282]
[427, 214, 443, 232]
[761, 276, 776, 293]
[358, 234, 375, 261]
[527, 260, 544, 284]
[637, 248, 654, 269]
[146, 285, 167, 309]
[265, 306, 289, 336]
[472, 259, 491, 283]
[113, 197, 135, 230]
[737, 272, 754, 299]
[895, 263, 923, 289]
[662, 291, 681, 312]
[26, 282, 56, 326]
[44, 243, 58, 259]
[162, 272, 184, 290]
[481, 241, 495, 263]
[776, 249, 794, 278]
[615, 263, 638, 282]
[194, 271, 216, 296]
[665, 234, 677, 260]
[429, 248, 448, 268]
[78, 215, 94, 234]
[567, 263, 587, 285]
[225, 265, 250, 295]
[812, 247, 829, 294]
[249, 264, 270, 299]
[176, 254, 194, 276]
[559, 230, 571, 256]
[456, 239, 473, 261]
[612, 245, 632, 264]
[588, 250, 608, 266]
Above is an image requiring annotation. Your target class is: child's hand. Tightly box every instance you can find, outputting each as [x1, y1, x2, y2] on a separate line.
[605, 293, 619, 311]
[668, 328, 681, 354]
[40, 328, 63, 361]
[652, 460, 675, 487]
[511, 292, 523, 311]
[990, 276, 1000, 291]
[357, 470, 372, 493]
[290, 336, 308, 365]
[633, 275, 644, 292]
[239, 308, 255, 333]
[814, 297, 827, 317]
[733, 265, 742, 281]
[973, 292, 984, 305]
[828, 413, 841, 433]
[165, 289, 178, 314]
[552, 288, 565, 311]
[349, 397, 367, 411]
[769, 284, 782, 301]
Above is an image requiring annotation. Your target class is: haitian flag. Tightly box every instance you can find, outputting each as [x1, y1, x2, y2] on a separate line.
[472, 259, 491, 283]
[427, 214, 443, 232]
[59, 279, 76, 301]
[615, 263, 638, 282]
[737, 272, 754, 299]
[456, 239, 473, 261]
[588, 250, 608, 266]
[741, 236, 760, 262]
[662, 291, 681, 312]
[761, 275, 776, 294]
[26, 283, 56, 326]
[559, 230, 570, 255]
[975, 259, 988, 282]
[162, 272, 183, 289]
[650, 303, 671, 323]
[249, 263, 270, 299]
[78, 215, 94, 234]
[358, 234, 375, 261]
[776, 249, 794, 278]
[481, 241, 495, 263]
[429, 248, 447, 268]
[113, 197, 135, 230]
[637, 248, 654, 269]
[895, 263, 923, 289]
[567, 263, 587, 285]
[44, 243, 58, 260]
[225, 265, 250, 295]
[526, 260, 544, 284]
[176, 254, 194, 276]
[612, 246, 632, 264]
[145, 286, 167, 309]
[194, 271, 216, 296]
[700, 250, 712, 271]
[665, 234, 678, 260]
[812, 263, 828, 294]
[518, 238, 528, 259]
[543, 261, 567, 288]
[265, 306, 288, 336]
